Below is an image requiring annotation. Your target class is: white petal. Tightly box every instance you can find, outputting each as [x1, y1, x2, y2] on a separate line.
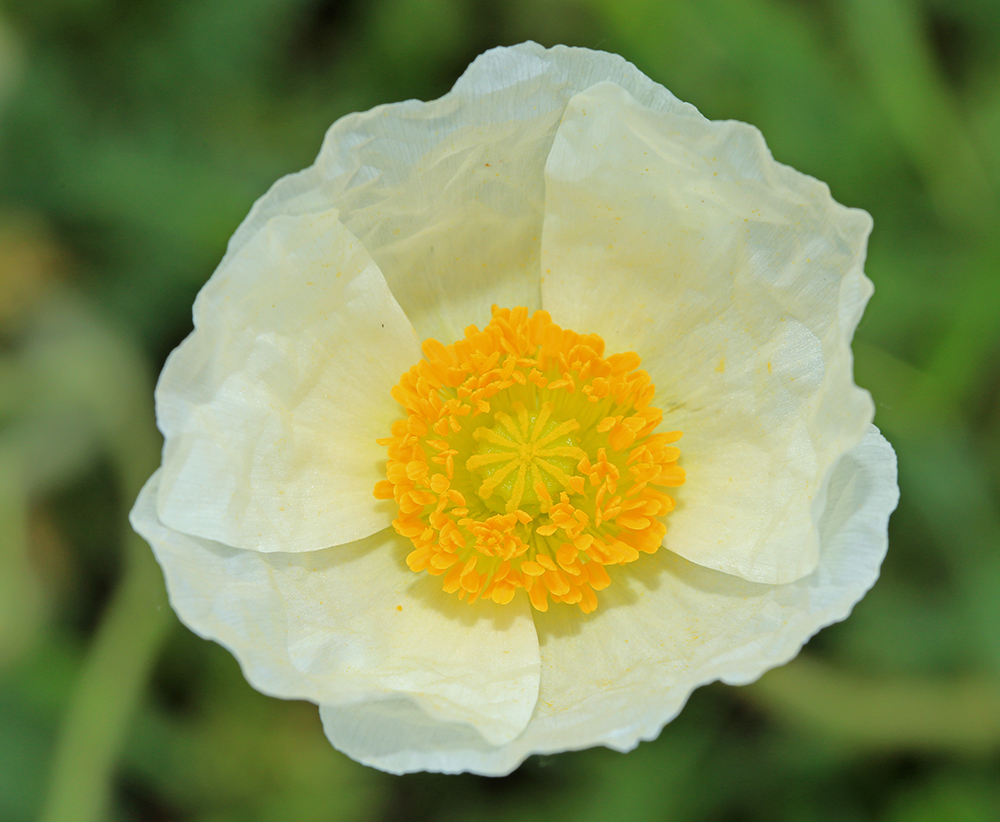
[131, 472, 541, 746]
[520, 427, 896, 754]
[542, 81, 875, 583]
[342, 426, 894, 775]
[319, 699, 509, 776]
[155, 208, 420, 552]
[216, 43, 699, 344]
[518, 427, 897, 759]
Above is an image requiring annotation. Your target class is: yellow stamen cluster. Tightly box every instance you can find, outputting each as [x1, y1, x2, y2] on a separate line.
[374, 306, 684, 613]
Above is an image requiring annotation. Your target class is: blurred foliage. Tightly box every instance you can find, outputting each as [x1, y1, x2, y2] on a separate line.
[0, 0, 998, 820]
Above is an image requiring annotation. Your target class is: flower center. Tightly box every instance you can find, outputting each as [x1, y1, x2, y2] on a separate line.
[374, 306, 684, 613]
[468, 404, 583, 514]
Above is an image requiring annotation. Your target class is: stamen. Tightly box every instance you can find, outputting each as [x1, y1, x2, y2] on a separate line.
[375, 306, 684, 613]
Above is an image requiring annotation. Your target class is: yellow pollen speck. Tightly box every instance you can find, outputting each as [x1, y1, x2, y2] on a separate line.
[716, 357, 725, 373]
[374, 306, 684, 614]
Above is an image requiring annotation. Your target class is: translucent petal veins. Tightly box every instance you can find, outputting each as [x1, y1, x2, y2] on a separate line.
[374, 306, 685, 613]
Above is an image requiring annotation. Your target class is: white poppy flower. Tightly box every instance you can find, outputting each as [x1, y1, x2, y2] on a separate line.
[130, 42, 899, 776]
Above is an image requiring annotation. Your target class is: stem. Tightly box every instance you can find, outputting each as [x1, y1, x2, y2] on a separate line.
[841, 0, 996, 231]
[38, 532, 172, 822]
[747, 656, 1000, 753]
[36, 299, 174, 822]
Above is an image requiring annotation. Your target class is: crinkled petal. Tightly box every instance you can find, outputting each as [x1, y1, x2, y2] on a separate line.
[518, 427, 897, 760]
[155, 208, 420, 552]
[131, 472, 541, 746]
[319, 699, 506, 776]
[329, 426, 893, 775]
[542, 81, 875, 583]
[217, 43, 699, 344]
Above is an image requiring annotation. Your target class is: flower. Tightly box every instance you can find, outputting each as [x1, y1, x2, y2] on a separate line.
[130, 42, 899, 776]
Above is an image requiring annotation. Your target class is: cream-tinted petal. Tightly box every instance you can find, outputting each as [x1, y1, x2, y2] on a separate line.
[517, 427, 896, 759]
[542, 82, 874, 583]
[131, 472, 541, 746]
[155, 208, 420, 552]
[216, 43, 698, 344]
[345, 426, 893, 775]
[319, 699, 509, 776]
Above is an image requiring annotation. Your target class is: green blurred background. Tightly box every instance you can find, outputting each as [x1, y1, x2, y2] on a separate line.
[2, 0, 999, 820]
